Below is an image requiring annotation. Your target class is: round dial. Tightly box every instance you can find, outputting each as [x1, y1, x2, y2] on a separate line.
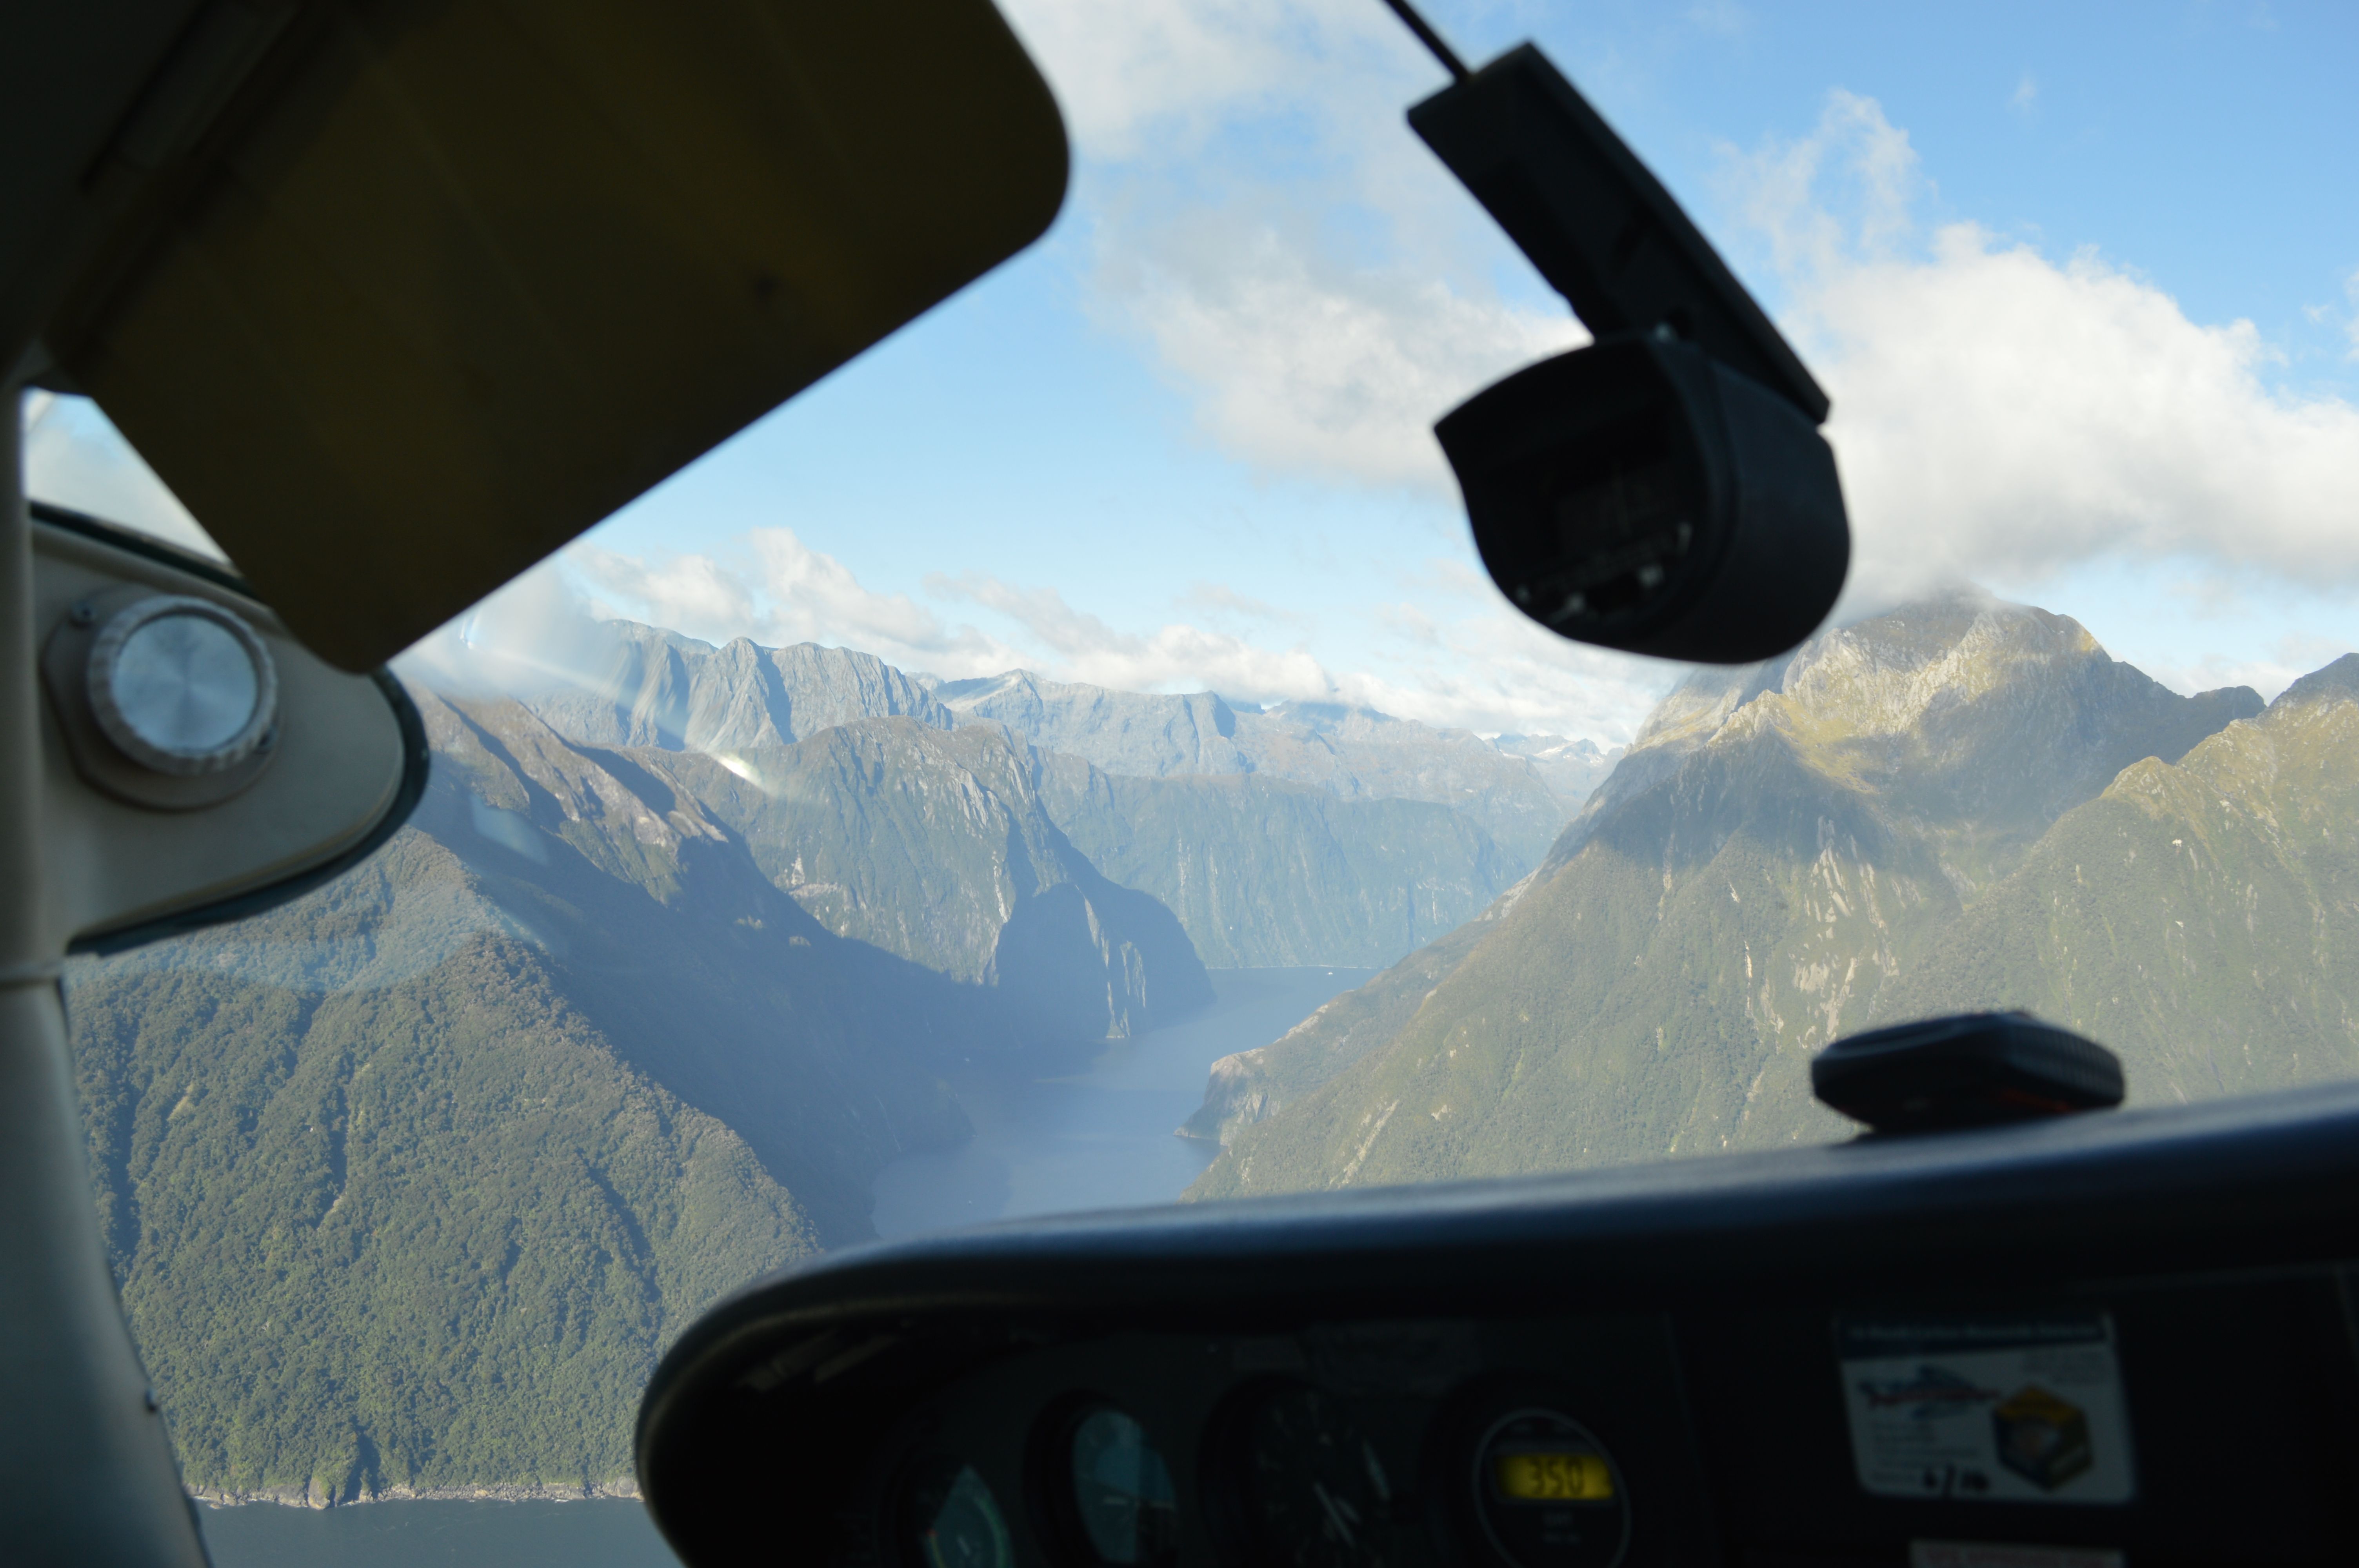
[1233, 1385, 1412, 1568]
[1067, 1405, 1179, 1567]
[85, 595, 277, 777]
[900, 1457, 1014, 1568]
[1469, 1410, 1629, 1568]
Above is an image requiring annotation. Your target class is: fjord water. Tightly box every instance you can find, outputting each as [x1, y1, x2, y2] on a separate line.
[198, 965, 1367, 1566]
[199, 1499, 673, 1567]
[871, 965, 1375, 1237]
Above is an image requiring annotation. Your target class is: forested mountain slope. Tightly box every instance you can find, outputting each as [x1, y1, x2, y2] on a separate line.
[1188, 597, 2281, 1198]
[1178, 875, 1534, 1143]
[1878, 655, 2359, 1098]
[645, 718, 1210, 1037]
[68, 691, 1209, 1504]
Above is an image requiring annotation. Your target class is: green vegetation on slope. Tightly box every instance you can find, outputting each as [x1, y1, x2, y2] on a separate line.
[1189, 598, 2274, 1200]
[1878, 655, 2359, 1098]
[71, 835, 818, 1504]
[72, 686, 1220, 1499]
[494, 621, 1604, 969]
[1177, 877, 1532, 1143]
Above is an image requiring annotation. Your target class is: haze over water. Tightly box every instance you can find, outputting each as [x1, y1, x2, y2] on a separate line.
[872, 966, 1375, 1237]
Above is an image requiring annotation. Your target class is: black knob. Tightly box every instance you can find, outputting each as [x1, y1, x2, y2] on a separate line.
[1811, 1012, 2123, 1135]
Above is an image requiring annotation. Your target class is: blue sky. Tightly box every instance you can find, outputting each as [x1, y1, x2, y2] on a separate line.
[27, 1, 2359, 743]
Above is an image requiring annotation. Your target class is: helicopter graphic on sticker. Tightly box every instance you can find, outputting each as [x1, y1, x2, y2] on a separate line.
[1833, 1312, 2135, 1504]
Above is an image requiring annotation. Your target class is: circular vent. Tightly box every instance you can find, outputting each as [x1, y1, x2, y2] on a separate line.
[85, 595, 279, 777]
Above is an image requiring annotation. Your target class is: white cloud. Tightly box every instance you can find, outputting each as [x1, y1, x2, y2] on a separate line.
[568, 530, 1023, 679]
[928, 568, 1339, 704]
[1102, 219, 1582, 488]
[1003, 0, 1582, 492]
[1179, 581, 1310, 628]
[2010, 73, 2038, 115]
[396, 563, 618, 697]
[1723, 92, 2359, 614]
[928, 555, 1673, 739]
[407, 526, 1676, 745]
[1341, 564, 1681, 741]
[996, 0, 1465, 165]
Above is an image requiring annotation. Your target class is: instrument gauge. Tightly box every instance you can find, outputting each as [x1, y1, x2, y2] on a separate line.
[1061, 1404, 1180, 1568]
[900, 1455, 1015, 1568]
[1225, 1383, 1414, 1568]
[1467, 1409, 1629, 1568]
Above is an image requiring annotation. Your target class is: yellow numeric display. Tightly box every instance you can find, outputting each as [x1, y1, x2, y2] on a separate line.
[1491, 1451, 1614, 1502]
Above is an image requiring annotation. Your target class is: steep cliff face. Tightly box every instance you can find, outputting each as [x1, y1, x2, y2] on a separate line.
[1028, 750, 1522, 969]
[1188, 597, 2270, 1199]
[651, 718, 1212, 1039]
[936, 671, 1249, 776]
[518, 620, 951, 753]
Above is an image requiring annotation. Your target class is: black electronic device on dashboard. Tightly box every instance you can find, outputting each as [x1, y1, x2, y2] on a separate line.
[1814, 1012, 2127, 1134]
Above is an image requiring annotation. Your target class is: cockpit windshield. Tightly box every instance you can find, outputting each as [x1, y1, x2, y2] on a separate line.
[30, 3, 2359, 1559]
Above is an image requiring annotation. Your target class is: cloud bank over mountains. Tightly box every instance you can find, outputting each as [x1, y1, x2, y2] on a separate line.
[419, 531, 1671, 748]
[1740, 91, 2359, 613]
[27, 3, 2359, 744]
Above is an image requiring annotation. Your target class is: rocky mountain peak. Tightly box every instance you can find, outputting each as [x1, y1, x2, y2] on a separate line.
[514, 620, 950, 753]
[1632, 595, 2105, 757]
[2273, 652, 2359, 711]
[1544, 593, 2262, 883]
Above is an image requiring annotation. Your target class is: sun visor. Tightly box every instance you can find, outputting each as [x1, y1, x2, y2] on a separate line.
[42, 0, 1068, 671]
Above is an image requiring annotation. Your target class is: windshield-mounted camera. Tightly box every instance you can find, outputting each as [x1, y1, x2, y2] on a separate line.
[1400, 27, 1850, 663]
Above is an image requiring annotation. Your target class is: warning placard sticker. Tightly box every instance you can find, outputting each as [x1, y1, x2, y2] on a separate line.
[1834, 1312, 2135, 1505]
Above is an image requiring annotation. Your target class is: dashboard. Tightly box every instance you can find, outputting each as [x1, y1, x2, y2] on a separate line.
[635, 1082, 2359, 1568]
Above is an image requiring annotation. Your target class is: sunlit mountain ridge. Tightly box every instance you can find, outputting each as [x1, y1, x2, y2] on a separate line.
[1184, 595, 2353, 1197]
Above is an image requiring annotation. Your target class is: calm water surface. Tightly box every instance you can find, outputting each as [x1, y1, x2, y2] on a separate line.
[871, 965, 1374, 1236]
[200, 967, 1367, 1566]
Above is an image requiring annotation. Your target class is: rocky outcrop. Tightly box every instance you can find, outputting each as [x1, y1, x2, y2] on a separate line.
[936, 671, 1249, 777]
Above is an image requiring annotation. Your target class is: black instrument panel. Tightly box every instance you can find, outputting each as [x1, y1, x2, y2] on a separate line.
[638, 1083, 2359, 1568]
[873, 1316, 1706, 1568]
[832, 1280, 2355, 1568]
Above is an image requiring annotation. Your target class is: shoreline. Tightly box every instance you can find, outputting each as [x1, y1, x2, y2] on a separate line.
[191, 1479, 641, 1510]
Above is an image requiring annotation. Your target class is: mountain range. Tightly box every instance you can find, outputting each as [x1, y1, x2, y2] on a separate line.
[67, 625, 1599, 1504]
[82, 595, 2357, 1507]
[1186, 597, 2359, 1199]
